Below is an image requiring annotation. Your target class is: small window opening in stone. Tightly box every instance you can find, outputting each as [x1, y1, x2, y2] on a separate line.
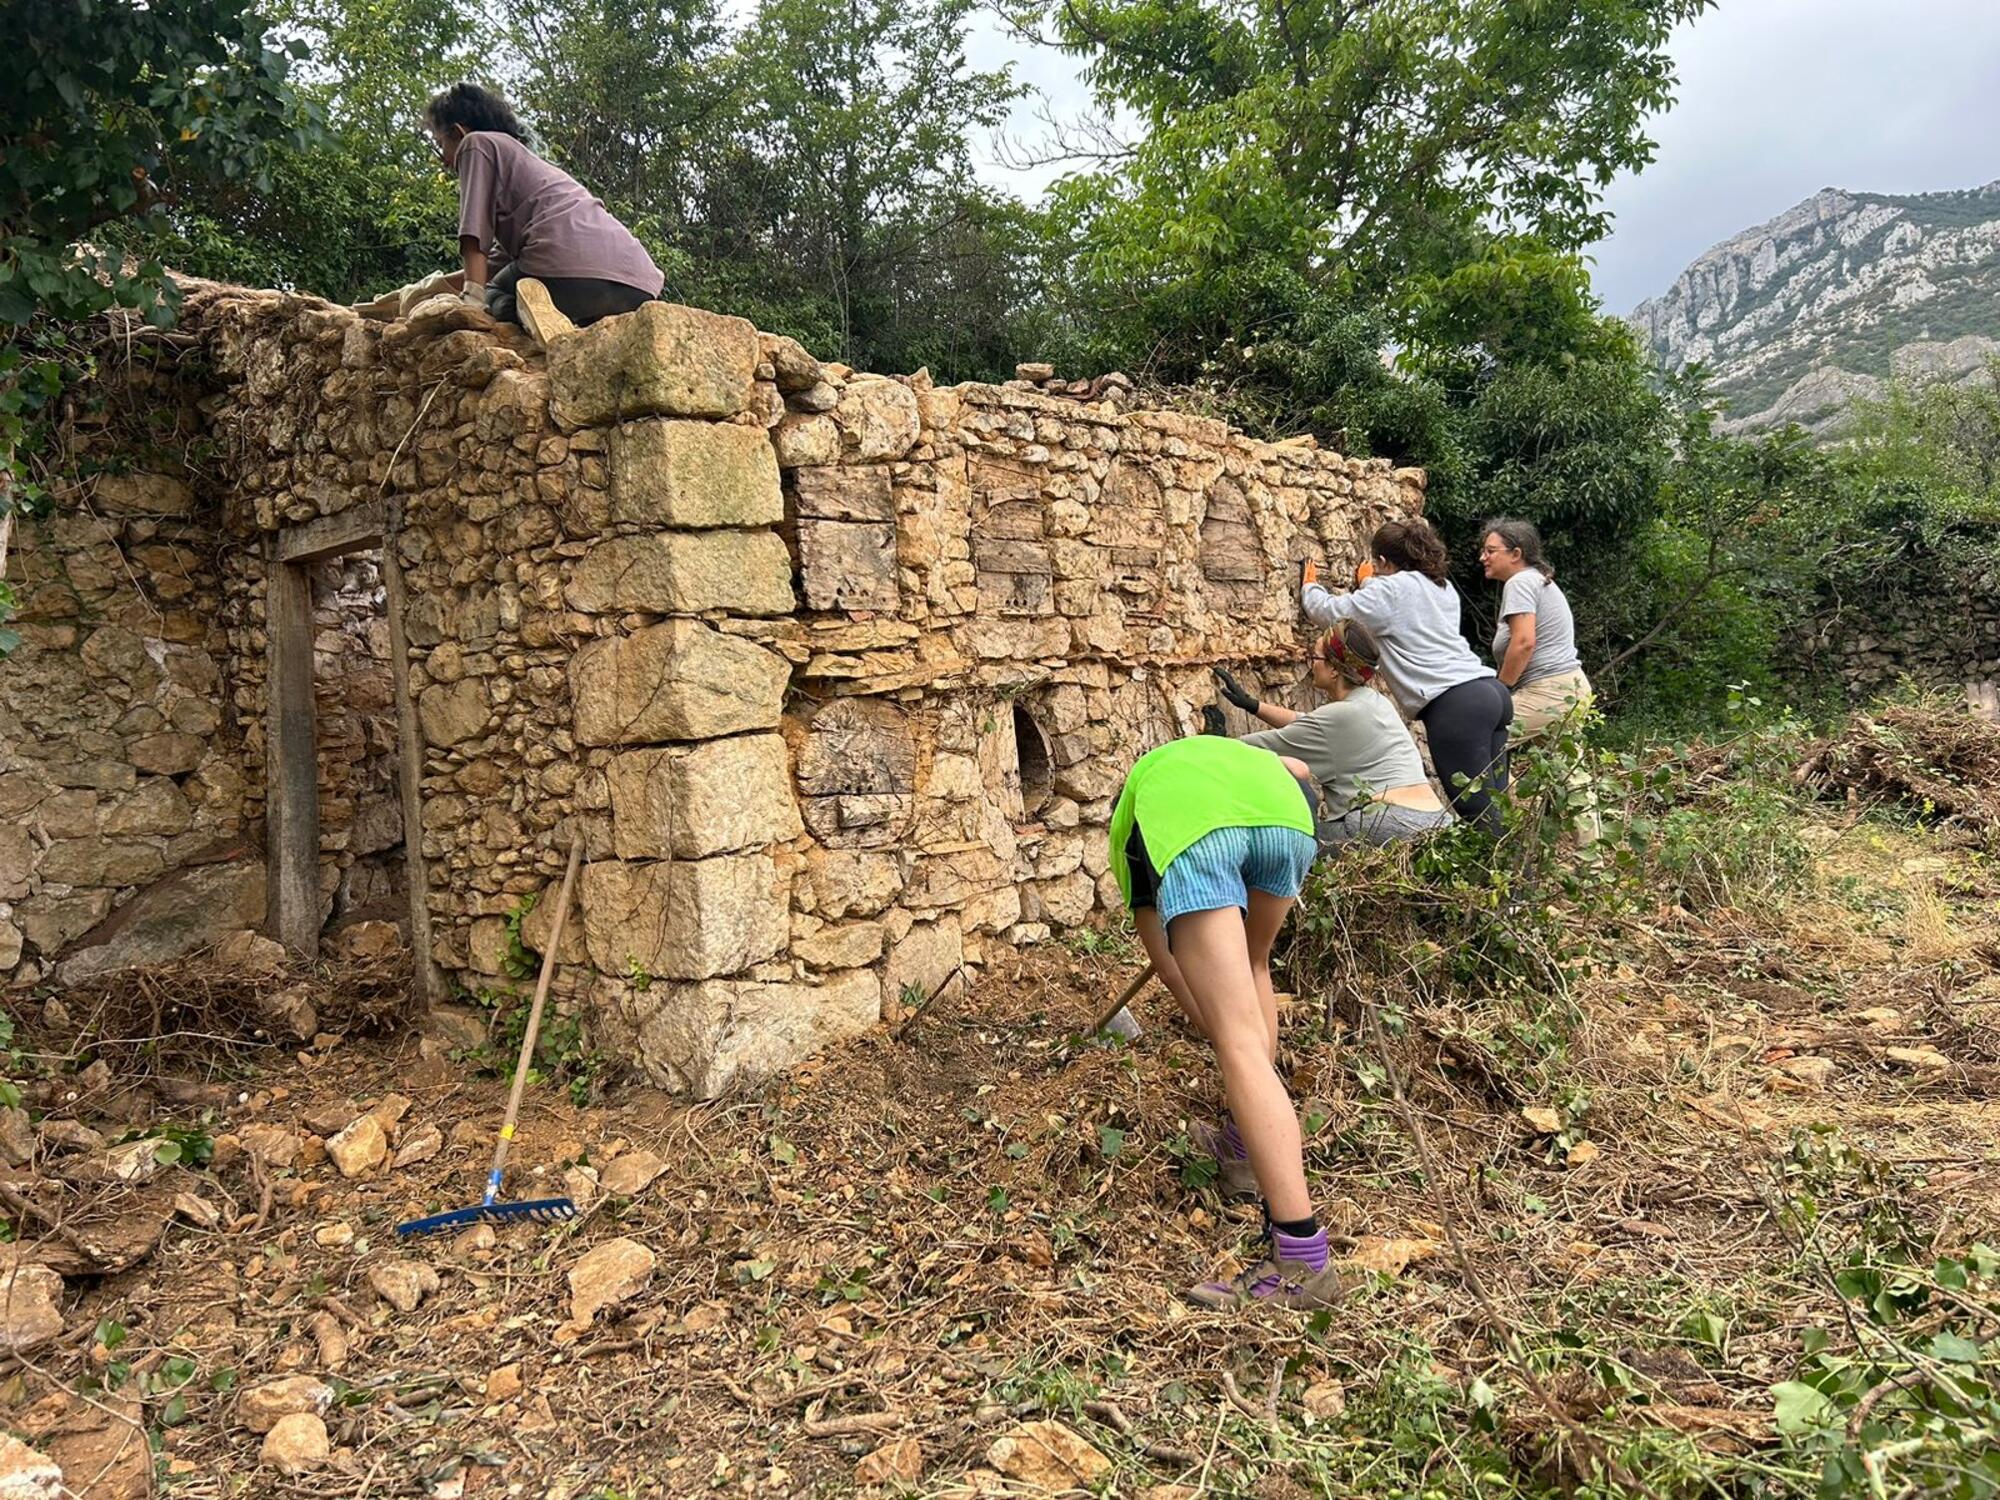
[1013, 703, 1052, 819]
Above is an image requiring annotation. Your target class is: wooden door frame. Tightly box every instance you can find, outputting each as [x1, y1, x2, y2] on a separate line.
[264, 500, 441, 1003]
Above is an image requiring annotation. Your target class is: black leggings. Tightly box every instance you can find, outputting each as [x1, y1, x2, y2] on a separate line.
[1417, 676, 1514, 834]
[489, 262, 655, 328]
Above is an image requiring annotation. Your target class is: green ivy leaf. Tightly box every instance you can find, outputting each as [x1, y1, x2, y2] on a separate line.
[1096, 1125, 1126, 1159]
[1771, 1380, 1836, 1435]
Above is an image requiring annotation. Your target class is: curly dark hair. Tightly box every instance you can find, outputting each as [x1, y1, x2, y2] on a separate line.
[1369, 518, 1451, 586]
[424, 82, 528, 142]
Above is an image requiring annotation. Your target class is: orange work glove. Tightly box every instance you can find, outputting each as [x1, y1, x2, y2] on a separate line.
[1355, 560, 1376, 585]
[1299, 559, 1319, 588]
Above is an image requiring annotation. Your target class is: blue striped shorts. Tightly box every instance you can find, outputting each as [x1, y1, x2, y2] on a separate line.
[1133, 824, 1318, 930]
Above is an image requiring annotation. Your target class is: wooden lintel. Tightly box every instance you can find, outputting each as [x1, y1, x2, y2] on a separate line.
[276, 503, 386, 564]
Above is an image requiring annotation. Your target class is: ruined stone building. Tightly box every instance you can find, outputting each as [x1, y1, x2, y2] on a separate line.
[1, 286, 1424, 1093]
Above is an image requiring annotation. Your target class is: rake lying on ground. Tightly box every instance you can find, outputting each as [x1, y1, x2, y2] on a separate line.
[398, 837, 583, 1236]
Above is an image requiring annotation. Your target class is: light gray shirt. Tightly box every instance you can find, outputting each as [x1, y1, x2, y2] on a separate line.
[1493, 572, 1582, 687]
[1240, 685, 1428, 817]
[1301, 572, 1494, 715]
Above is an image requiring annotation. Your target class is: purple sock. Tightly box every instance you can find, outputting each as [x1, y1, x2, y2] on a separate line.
[1272, 1226, 1329, 1273]
[1220, 1114, 1247, 1160]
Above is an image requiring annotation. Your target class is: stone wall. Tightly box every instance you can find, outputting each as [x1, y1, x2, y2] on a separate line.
[5, 284, 1420, 1095]
[1793, 574, 2000, 702]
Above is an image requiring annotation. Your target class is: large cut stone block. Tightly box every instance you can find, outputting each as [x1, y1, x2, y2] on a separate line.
[798, 519, 898, 612]
[56, 861, 265, 982]
[631, 968, 881, 1097]
[607, 419, 783, 529]
[609, 735, 803, 858]
[570, 620, 790, 745]
[549, 302, 760, 427]
[566, 532, 795, 616]
[582, 852, 788, 981]
[793, 464, 894, 521]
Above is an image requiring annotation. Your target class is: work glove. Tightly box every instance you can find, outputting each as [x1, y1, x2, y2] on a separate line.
[1299, 559, 1319, 589]
[1355, 559, 1375, 585]
[1212, 667, 1259, 714]
[396, 271, 460, 317]
[1199, 703, 1228, 737]
[461, 283, 489, 310]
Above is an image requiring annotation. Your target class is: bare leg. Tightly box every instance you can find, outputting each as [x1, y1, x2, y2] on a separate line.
[1134, 907, 1204, 1037]
[1170, 906, 1312, 1222]
[1242, 889, 1290, 1063]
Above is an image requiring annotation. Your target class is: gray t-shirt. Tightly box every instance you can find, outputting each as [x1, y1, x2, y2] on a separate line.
[1492, 572, 1582, 686]
[1301, 571, 1494, 715]
[456, 133, 665, 295]
[1239, 685, 1427, 817]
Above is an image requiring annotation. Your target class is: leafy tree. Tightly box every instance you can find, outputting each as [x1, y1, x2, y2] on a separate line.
[124, 0, 477, 302]
[714, 0, 1032, 372]
[4, 0, 309, 325]
[3, 0, 310, 652]
[497, 0, 733, 262]
[1034, 0, 1712, 313]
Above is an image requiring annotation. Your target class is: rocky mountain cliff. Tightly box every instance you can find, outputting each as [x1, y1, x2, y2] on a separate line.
[1629, 180, 2000, 435]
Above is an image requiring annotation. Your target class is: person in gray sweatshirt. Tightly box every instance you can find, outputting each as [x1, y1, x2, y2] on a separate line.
[1210, 620, 1452, 847]
[1300, 519, 1513, 834]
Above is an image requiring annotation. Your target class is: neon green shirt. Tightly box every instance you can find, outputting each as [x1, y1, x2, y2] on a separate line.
[1108, 737, 1315, 907]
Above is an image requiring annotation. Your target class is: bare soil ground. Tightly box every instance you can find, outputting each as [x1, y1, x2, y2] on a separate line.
[3, 808, 1997, 1498]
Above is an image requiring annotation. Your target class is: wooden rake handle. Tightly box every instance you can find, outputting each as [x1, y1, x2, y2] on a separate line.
[485, 835, 583, 1206]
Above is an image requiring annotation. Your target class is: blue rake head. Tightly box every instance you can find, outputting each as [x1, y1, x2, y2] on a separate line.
[395, 1196, 577, 1237]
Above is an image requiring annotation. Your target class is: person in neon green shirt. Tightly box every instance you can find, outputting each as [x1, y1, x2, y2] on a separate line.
[1108, 736, 1344, 1309]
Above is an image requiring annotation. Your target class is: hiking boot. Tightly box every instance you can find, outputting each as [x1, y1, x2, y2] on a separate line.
[1186, 1231, 1351, 1310]
[514, 277, 577, 350]
[1191, 1120, 1259, 1202]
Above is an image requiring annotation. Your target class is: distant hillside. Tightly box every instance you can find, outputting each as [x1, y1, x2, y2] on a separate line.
[1629, 180, 2000, 435]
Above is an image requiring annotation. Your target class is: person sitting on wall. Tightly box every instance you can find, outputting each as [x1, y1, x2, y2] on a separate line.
[1208, 621, 1452, 849]
[1299, 521, 1513, 834]
[421, 82, 665, 342]
[1109, 734, 1346, 1309]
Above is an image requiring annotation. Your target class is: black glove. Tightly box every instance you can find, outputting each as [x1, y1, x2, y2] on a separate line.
[1200, 703, 1228, 736]
[1212, 667, 1259, 714]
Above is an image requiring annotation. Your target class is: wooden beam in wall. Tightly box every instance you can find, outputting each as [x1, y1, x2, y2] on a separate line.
[275, 503, 386, 564]
[264, 555, 321, 955]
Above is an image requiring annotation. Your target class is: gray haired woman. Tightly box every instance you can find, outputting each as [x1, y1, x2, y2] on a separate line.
[1478, 518, 1593, 740]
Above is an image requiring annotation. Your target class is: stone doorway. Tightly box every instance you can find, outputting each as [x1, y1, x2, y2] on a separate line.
[264, 503, 438, 1000]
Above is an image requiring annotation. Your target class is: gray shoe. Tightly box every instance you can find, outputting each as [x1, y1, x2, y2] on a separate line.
[1187, 1233, 1352, 1310]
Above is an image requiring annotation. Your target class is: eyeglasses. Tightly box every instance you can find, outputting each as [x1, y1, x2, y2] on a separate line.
[1479, 545, 1513, 558]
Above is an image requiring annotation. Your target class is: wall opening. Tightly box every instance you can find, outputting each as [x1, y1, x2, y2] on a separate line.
[264, 501, 437, 998]
[1012, 703, 1052, 819]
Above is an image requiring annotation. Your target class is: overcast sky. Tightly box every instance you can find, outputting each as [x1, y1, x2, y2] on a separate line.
[969, 0, 2000, 316]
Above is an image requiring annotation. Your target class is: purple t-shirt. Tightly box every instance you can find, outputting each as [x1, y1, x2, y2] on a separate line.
[455, 133, 664, 296]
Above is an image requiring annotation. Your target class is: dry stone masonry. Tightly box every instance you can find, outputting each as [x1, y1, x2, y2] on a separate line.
[3, 284, 1426, 1095]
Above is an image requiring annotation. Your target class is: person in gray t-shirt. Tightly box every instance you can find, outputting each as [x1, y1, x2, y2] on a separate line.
[1478, 517, 1593, 741]
[1210, 620, 1452, 848]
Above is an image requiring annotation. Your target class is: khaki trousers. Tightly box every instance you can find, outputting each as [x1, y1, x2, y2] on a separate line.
[1507, 669, 1598, 844]
[1509, 669, 1594, 741]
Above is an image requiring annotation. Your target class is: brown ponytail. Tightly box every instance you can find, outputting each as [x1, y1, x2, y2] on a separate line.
[1369, 519, 1451, 586]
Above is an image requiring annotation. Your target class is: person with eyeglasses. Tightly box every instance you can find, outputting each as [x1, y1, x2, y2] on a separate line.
[1478, 518, 1592, 740]
[1209, 620, 1451, 848]
[419, 83, 663, 343]
[1298, 519, 1513, 834]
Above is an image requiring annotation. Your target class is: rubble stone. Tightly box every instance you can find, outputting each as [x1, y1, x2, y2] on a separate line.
[568, 1237, 656, 1324]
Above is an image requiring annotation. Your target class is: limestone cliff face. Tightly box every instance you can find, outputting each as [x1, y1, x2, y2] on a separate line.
[1629, 181, 2000, 435]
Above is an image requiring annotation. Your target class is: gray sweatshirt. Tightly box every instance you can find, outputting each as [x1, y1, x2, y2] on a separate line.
[1240, 685, 1428, 817]
[1301, 572, 1494, 714]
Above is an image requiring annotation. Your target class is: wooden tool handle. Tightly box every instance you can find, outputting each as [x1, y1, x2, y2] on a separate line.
[484, 835, 583, 1206]
[1091, 962, 1155, 1033]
